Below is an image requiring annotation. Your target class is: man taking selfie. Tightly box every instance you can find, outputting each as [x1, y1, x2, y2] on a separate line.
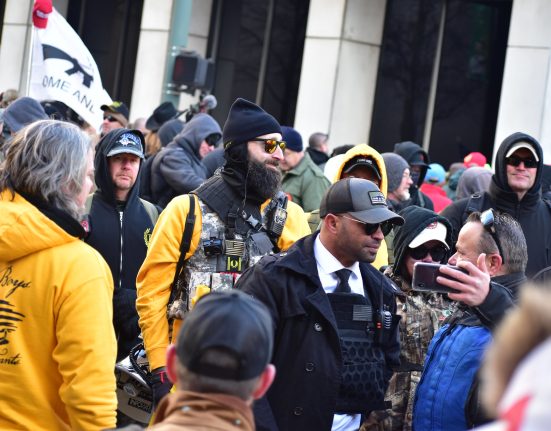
[413, 210, 527, 431]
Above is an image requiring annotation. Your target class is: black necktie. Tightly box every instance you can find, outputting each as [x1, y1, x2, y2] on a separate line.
[334, 269, 352, 293]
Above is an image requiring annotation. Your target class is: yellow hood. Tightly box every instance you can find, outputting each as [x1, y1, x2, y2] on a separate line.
[331, 144, 388, 196]
[0, 190, 75, 262]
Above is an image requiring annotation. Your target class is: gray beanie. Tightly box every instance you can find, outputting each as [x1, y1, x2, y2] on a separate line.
[3, 97, 48, 133]
[382, 152, 409, 193]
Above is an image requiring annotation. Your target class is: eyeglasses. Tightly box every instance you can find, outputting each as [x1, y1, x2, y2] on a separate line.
[339, 214, 394, 236]
[103, 115, 120, 123]
[251, 138, 286, 154]
[409, 245, 447, 262]
[480, 209, 504, 261]
[505, 155, 537, 169]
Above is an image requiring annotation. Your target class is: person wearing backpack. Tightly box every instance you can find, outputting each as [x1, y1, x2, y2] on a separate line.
[413, 210, 527, 431]
[84, 128, 160, 363]
[441, 133, 550, 277]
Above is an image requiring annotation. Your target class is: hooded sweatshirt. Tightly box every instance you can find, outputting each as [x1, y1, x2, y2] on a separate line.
[86, 128, 156, 361]
[441, 132, 550, 276]
[0, 190, 117, 430]
[394, 141, 434, 210]
[151, 113, 222, 207]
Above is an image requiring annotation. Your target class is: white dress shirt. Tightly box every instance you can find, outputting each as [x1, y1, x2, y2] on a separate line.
[313, 236, 363, 431]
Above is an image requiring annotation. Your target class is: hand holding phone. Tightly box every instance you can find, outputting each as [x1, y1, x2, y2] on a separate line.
[412, 262, 468, 294]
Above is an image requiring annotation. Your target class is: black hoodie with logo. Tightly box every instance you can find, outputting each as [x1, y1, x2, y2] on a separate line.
[85, 129, 156, 361]
[441, 132, 550, 276]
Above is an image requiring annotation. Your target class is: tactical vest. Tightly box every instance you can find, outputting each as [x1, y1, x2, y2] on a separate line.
[181, 199, 276, 300]
[327, 291, 391, 414]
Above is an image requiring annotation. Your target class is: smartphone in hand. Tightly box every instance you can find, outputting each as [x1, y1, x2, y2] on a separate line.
[412, 262, 468, 294]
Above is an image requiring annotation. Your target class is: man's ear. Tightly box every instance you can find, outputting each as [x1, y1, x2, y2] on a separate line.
[165, 344, 178, 384]
[323, 214, 339, 235]
[486, 253, 502, 277]
[252, 364, 276, 400]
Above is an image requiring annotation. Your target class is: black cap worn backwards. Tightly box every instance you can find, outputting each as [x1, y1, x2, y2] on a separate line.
[177, 290, 274, 381]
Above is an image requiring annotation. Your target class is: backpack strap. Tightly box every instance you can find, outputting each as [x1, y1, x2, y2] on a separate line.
[139, 198, 160, 225]
[166, 194, 199, 324]
[171, 194, 197, 290]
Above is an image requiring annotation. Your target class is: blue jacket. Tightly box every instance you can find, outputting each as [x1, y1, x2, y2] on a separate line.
[413, 272, 525, 430]
[236, 233, 401, 431]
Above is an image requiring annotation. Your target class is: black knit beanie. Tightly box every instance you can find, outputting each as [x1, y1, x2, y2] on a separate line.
[222, 98, 281, 147]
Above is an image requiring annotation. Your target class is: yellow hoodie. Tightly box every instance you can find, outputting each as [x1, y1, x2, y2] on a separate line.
[307, 144, 390, 269]
[0, 191, 117, 430]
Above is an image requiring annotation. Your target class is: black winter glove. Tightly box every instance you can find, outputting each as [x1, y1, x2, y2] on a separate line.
[150, 367, 172, 407]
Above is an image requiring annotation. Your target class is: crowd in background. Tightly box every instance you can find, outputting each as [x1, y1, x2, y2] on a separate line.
[1, 88, 551, 431]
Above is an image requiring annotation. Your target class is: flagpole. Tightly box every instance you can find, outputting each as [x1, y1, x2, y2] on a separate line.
[22, 0, 35, 96]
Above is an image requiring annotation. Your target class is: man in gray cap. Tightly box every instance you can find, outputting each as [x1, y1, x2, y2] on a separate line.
[147, 290, 275, 430]
[382, 152, 414, 211]
[236, 178, 403, 431]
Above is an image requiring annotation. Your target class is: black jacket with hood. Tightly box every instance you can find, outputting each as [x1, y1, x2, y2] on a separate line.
[151, 113, 221, 207]
[394, 141, 434, 211]
[85, 129, 156, 361]
[441, 132, 551, 276]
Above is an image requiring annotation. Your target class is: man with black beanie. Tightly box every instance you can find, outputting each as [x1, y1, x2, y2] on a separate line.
[136, 98, 310, 408]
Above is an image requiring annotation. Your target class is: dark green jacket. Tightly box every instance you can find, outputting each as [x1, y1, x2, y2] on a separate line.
[281, 152, 330, 212]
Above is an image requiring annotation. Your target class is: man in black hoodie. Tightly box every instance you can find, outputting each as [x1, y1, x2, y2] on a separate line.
[85, 129, 159, 362]
[441, 132, 550, 276]
[394, 141, 434, 210]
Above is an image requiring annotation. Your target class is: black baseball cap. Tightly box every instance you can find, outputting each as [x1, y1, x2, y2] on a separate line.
[176, 290, 273, 381]
[101, 101, 129, 126]
[106, 130, 145, 159]
[342, 156, 381, 180]
[320, 178, 404, 225]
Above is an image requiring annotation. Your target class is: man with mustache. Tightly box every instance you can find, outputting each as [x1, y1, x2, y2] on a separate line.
[136, 98, 310, 409]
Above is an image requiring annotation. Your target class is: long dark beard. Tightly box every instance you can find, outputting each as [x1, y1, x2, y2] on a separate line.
[246, 159, 282, 201]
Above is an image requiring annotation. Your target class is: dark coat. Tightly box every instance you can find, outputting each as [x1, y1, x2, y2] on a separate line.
[441, 132, 551, 276]
[236, 233, 401, 431]
[85, 129, 156, 361]
[151, 113, 221, 207]
[393, 141, 434, 211]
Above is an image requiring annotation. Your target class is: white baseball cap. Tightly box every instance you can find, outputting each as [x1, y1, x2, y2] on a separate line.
[409, 221, 449, 249]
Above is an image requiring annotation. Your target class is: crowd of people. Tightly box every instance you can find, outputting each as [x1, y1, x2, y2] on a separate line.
[0, 88, 550, 431]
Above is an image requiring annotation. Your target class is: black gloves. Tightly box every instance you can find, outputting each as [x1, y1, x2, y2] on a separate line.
[150, 367, 172, 406]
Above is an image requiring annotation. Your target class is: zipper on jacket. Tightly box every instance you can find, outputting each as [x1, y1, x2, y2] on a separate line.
[119, 210, 123, 290]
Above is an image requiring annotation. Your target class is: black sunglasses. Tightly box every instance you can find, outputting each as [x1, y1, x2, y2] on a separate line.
[480, 209, 504, 261]
[339, 215, 394, 236]
[409, 244, 447, 262]
[251, 138, 286, 154]
[505, 155, 537, 169]
[103, 115, 120, 123]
